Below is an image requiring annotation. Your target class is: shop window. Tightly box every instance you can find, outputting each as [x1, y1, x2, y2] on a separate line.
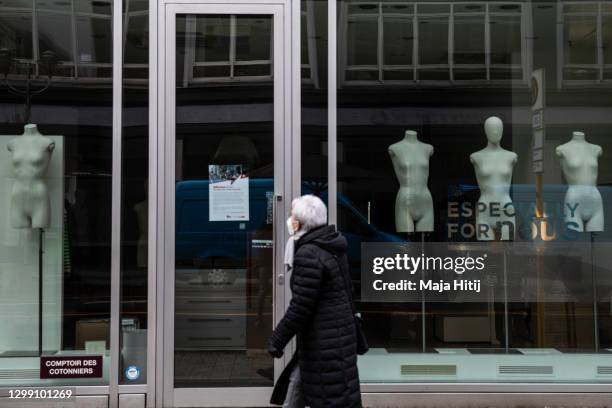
[340, 1, 526, 85]
[337, 0, 612, 386]
[0, 0, 113, 387]
[562, 1, 612, 83]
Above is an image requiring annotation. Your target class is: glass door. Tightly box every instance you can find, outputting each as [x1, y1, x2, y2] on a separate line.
[161, 3, 288, 406]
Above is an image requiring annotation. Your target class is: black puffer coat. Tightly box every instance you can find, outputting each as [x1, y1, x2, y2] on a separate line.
[270, 225, 362, 408]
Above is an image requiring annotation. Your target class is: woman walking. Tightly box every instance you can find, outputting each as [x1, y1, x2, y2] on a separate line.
[269, 194, 362, 408]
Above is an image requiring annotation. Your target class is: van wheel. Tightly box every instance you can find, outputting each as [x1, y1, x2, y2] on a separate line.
[207, 268, 236, 285]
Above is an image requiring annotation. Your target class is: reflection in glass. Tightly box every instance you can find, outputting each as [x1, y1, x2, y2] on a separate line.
[0, 12, 33, 59]
[490, 15, 522, 65]
[337, 0, 612, 385]
[76, 16, 112, 64]
[564, 16, 598, 65]
[0, 0, 112, 387]
[174, 14, 274, 388]
[347, 19, 378, 66]
[235, 16, 272, 62]
[38, 13, 74, 62]
[418, 17, 448, 65]
[454, 15, 485, 65]
[383, 16, 413, 66]
[195, 16, 231, 63]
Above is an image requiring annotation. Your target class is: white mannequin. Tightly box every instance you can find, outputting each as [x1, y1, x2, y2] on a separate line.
[556, 131, 604, 232]
[470, 117, 517, 241]
[388, 130, 434, 232]
[7, 124, 55, 229]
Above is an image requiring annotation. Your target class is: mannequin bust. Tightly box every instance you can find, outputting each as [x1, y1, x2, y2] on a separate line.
[388, 130, 434, 232]
[7, 124, 55, 229]
[470, 117, 517, 240]
[556, 131, 604, 232]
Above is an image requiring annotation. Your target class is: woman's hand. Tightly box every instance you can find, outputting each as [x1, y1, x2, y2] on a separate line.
[268, 345, 284, 358]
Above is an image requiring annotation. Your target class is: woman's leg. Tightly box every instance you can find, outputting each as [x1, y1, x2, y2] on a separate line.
[283, 365, 305, 408]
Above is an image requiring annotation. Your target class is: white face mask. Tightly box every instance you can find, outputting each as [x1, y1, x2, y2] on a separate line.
[286, 216, 296, 236]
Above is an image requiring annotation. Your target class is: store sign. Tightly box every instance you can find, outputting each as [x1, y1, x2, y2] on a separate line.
[208, 164, 249, 221]
[40, 356, 103, 379]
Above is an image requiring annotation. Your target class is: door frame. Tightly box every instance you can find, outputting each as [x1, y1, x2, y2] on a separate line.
[150, 0, 300, 406]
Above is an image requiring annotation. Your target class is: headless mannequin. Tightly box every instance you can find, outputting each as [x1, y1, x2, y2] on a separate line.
[470, 117, 517, 241]
[7, 124, 55, 229]
[556, 131, 604, 232]
[388, 130, 434, 232]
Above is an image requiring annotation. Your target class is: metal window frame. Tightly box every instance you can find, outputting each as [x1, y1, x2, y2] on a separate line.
[148, 0, 298, 406]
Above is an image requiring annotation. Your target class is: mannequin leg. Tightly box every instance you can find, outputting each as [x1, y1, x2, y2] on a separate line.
[396, 199, 415, 232]
[585, 208, 604, 232]
[415, 208, 434, 232]
[10, 195, 30, 228]
[31, 200, 50, 229]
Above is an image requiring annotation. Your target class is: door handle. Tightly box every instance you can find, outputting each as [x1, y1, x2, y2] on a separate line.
[273, 193, 283, 287]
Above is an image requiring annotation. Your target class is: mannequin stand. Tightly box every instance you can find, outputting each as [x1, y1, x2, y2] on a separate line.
[591, 232, 599, 352]
[38, 229, 44, 356]
[419, 232, 426, 352]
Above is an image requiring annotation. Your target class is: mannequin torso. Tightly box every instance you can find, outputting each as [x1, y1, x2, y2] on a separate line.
[556, 131, 603, 232]
[388, 131, 434, 232]
[470, 117, 517, 240]
[7, 124, 55, 229]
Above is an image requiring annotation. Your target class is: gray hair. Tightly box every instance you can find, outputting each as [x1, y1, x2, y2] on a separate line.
[291, 194, 327, 232]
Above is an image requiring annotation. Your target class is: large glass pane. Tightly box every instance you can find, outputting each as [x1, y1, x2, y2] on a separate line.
[76, 16, 112, 64]
[235, 15, 272, 62]
[195, 16, 231, 63]
[347, 18, 378, 66]
[120, 0, 149, 385]
[490, 15, 522, 65]
[0, 0, 112, 387]
[454, 14, 485, 65]
[38, 12, 74, 63]
[174, 13, 275, 388]
[337, 0, 612, 386]
[564, 15, 598, 65]
[0, 11, 33, 60]
[418, 16, 448, 65]
[124, 14, 149, 66]
[383, 16, 413, 66]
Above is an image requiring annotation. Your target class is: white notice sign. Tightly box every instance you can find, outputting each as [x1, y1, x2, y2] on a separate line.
[208, 164, 249, 221]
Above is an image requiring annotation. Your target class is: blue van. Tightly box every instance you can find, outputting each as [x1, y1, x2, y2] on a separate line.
[175, 179, 402, 272]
